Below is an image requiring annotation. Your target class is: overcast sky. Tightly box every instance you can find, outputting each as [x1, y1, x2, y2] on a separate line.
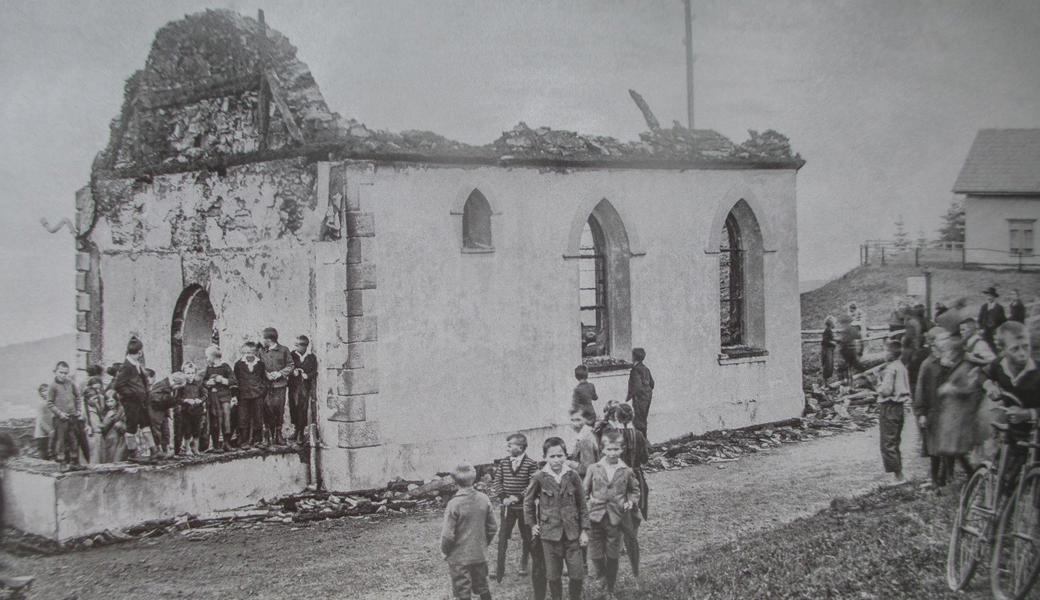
[1, 0, 1038, 344]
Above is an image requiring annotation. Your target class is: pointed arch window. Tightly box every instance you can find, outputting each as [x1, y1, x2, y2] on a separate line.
[574, 199, 632, 367]
[462, 190, 493, 250]
[580, 216, 609, 356]
[718, 199, 767, 356]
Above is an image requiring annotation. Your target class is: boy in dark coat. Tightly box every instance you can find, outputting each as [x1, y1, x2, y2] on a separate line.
[983, 321, 1040, 491]
[625, 348, 655, 438]
[289, 335, 318, 444]
[525, 437, 589, 600]
[113, 338, 153, 462]
[203, 346, 237, 452]
[149, 372, 187, 459]
[571, 365, 598, 423]
[259, 327, 294, 446]
[233, 342, 267, 448]
[441, 462, 497, 600]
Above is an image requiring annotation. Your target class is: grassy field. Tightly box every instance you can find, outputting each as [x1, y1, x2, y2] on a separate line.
[800, 265, 1040, 385]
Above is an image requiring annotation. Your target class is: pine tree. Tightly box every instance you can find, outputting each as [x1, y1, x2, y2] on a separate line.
[938, 198, 965, 243]
[893, 215, 910, 248]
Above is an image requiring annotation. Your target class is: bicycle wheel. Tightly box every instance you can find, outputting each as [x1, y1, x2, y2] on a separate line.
[992, 467, 1040, 600]
[949, 465, 998, 591]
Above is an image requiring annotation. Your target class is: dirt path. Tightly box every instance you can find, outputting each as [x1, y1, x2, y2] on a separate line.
[12, 422, 929, 600]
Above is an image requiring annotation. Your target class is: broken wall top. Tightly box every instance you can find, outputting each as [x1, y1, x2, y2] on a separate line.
[93, 9, 803, 183]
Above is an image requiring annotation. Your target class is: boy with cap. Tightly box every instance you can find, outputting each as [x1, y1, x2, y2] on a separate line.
[877, 340, 912, 482]
[979, 286, 1007, 348]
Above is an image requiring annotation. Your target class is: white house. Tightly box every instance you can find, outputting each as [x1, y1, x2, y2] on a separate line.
[954, 129, 1040, 267]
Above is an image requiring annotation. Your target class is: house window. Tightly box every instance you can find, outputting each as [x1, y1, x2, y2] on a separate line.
[1009, 219, 1035, 256]
[462, 190, 493, 250]
[720, 214, 744, 346]
[580, 217, 609, 357]
[718, 199, 766, 356]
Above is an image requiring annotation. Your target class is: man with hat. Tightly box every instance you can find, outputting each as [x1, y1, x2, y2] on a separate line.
[978, 287, 1007, 348]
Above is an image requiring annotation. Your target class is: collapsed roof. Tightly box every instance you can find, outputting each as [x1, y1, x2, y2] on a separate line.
[95, 9, 804, 178]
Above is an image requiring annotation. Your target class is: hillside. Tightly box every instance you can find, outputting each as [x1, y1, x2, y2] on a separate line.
[0, 333, 75, 419]
[800, 265, 1040, 383]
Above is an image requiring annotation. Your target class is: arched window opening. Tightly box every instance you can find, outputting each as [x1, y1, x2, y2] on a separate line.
[575, 199, 632, 367]
[720, 213, 744, 347]
[462, 190, 493, 250]
[718, 199, 766, 355]
[171, 285, 218, 371]
[580, 216, 609, 357]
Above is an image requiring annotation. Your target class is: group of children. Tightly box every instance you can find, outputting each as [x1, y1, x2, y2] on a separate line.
[441, 349, 654, 600]
[33, 328, 318, 470]
[871, 286, 1040, 489]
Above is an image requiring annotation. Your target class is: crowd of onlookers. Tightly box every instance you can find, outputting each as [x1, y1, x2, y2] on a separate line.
[820, 286, 1040, 488]
[32, 327, 318, 471]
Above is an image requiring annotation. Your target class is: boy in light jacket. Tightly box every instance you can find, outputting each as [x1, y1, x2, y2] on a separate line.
[585, 431, 641, 598]
[441, 462, 497, 600]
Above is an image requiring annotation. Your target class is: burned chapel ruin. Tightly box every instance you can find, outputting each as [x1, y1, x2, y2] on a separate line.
[9, 9, 806, 540]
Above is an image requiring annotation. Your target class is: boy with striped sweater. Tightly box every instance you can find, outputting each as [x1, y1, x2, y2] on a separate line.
[492, 433, 538, 582]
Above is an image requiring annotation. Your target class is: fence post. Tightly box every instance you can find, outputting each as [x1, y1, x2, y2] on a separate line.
[915, 247, 920, 267]
[1019, 252, 1023, 272]
[881, 246, 886, 265]
[961, 246, 966, 269]
[864, 245, 869, 265]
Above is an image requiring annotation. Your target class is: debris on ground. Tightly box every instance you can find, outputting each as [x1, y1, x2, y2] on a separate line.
[647, 386, 880, 472]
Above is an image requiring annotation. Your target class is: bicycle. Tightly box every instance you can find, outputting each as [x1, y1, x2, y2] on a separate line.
[947, 397, 1022, 591]
[991, 393, 1040, 600]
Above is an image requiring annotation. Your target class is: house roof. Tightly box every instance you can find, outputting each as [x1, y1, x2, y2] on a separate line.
[953, 129, 1040, 195]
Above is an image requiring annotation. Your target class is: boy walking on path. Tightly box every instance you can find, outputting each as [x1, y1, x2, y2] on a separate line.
[48, 361, 88, 469]
[571, 365, 598, 423]
[492, 433, 538, 582]
[525, 437, 589, 600]
[259, 327, 294, 446]
[441, 463, 497, 600]
[878, 340, 912, 482]
[585, 431, 641, 599]
[625, 348, 654, 438]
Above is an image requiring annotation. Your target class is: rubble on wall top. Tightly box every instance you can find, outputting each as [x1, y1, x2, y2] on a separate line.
[94, 10, 803, 180]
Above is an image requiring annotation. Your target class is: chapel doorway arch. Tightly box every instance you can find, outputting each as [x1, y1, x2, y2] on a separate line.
[171, 285, 218, 371]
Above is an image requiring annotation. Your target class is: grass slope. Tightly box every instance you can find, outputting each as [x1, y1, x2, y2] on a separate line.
[639, 483, 982, 600]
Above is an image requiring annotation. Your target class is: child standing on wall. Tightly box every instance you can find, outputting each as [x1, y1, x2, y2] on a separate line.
[571, 365, 598, 423]
[877, 340, 912, 482]
[585, 431, 641, 599]
[441, 462, 498, 600]
[234, 342, 267, 448]
[113, 337, 154, 463]
[492, 433, 538, 582]
[202, 347, 237, 452]
[525, 437, 589, 600]
[259, 327, 294, 446]
[33, 383, 53, 460]
[179, 361, 207, 456]
[48, 361, 87, 471]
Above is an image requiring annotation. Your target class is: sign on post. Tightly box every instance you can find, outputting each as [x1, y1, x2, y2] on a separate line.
[907, 276, 927, 297]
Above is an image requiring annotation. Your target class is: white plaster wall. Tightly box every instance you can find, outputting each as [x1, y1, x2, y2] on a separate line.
[965, 196, 1040, 265]
[352, 163, 802, 462]
[3, 467, 57, 538]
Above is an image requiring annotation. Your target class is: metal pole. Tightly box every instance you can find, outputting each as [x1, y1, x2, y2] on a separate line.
[683, 0, 695, 129]
[924, 269, 933, 321]
[881, 246, 886, 265]
[915, 247, 920, 267]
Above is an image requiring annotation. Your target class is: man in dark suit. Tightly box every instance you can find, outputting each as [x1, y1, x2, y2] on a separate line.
[625, 347, 655, 439]
[978, 287, 1007, 348]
